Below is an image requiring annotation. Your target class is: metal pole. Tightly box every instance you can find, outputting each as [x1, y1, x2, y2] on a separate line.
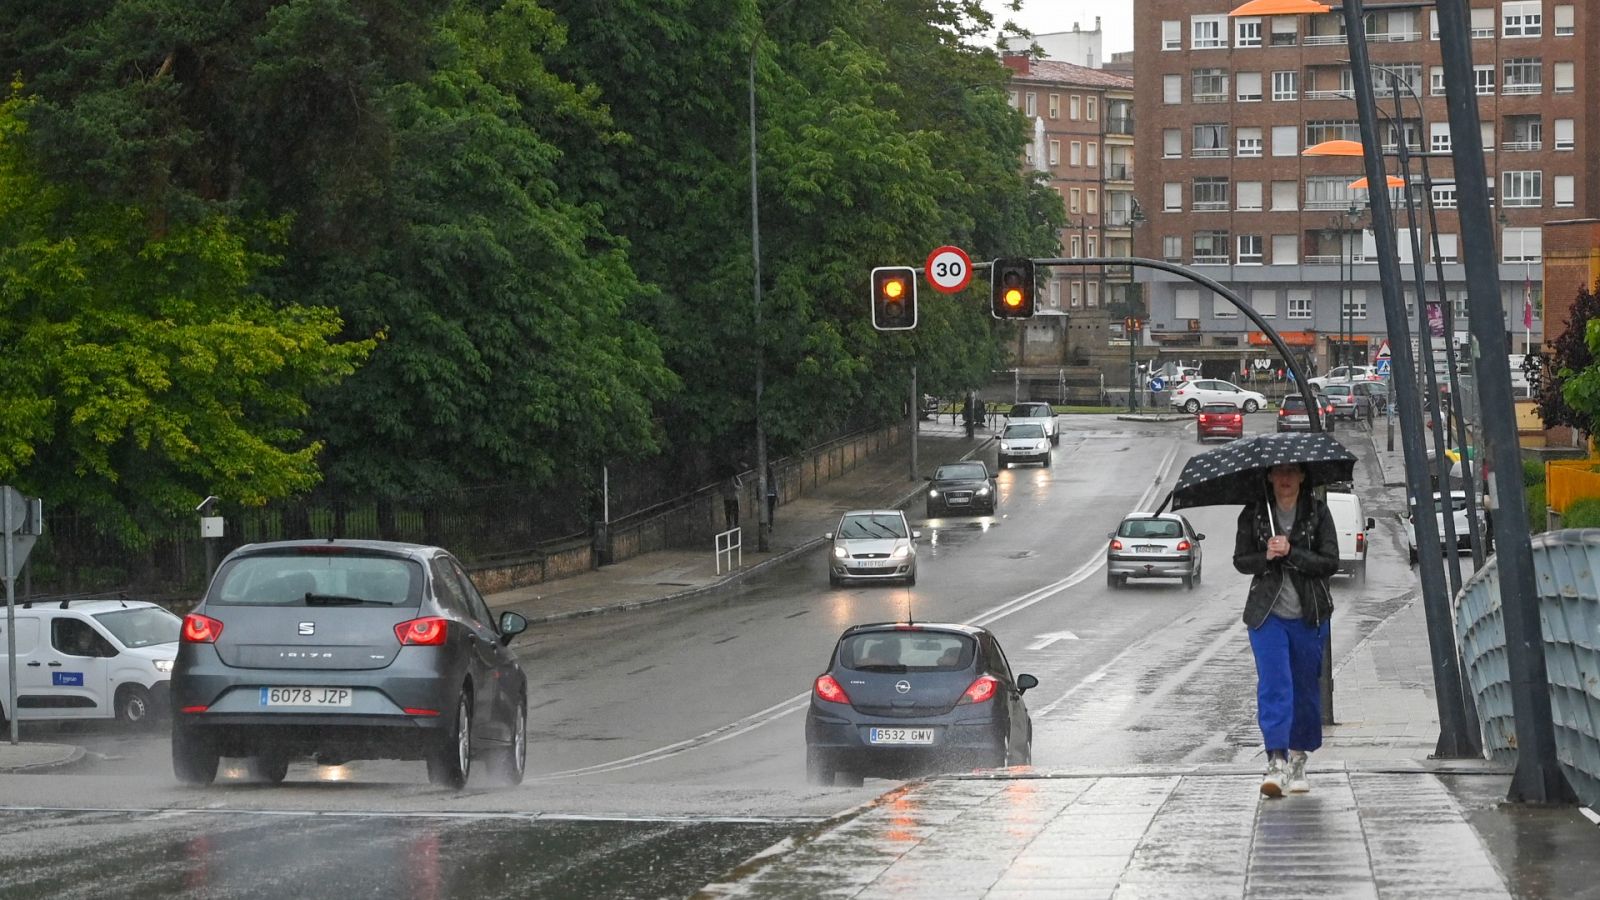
[4, 500, 16, 745]
[1128, 326, 1137, 413]
[1435, 0, 1574, 802]
[910, 364, 919, 482]
[1339, 0, 1475, 759]
[749, 29, 770, 553]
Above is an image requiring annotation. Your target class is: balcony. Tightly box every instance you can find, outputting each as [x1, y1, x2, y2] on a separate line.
[1193, 254, 1229, 265]
[1192, 92, 1228, 103]
[1303, 33, 1348, 46]
[1304, 89, 1351, 101]
[1105, 163, 1132, 181]
[1191, 148, 1229, 159]
[1502, 140, 1542, 152]
[1192, 201, 1229, 211]
[1106, 117, 1134, 135]
[1502, 83, 1543, 95]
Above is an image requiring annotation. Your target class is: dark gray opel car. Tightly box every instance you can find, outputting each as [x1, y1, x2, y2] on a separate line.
[171, 539, 528, 789]
[804, 622, 1036, 786]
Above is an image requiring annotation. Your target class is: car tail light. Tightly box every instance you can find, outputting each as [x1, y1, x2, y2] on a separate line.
[395, 617, 449, 646]
[403, 707, 441, 717]
[1356, 532, 1366, 552]
[1109, 538, 1123, 550]
[182, 613, 223, 643]
[1176, 540, 1192, 552]
[1278, 407, 1288, 417]
[960, 675, 999, 704]
[814, 674, 850, 704]
[179, 705, 209, 714]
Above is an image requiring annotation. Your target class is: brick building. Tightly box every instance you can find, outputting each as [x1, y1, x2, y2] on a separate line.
[1131, 0, 1596, 381]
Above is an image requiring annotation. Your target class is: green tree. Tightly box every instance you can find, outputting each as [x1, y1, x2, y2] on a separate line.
[1543, 282, 1600, 433]
[0, 87, 372, 545]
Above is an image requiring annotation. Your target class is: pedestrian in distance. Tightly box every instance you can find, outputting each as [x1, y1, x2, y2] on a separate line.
[765, 463, 778, 525]
[721, 472, 742, 531]
[1233, 462, 1339, 798]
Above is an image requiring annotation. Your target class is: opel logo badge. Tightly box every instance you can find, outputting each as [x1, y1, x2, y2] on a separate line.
[895, 680, 911, 694]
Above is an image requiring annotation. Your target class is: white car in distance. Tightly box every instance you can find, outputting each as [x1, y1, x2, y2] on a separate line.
[1169, 379, 1267, 414]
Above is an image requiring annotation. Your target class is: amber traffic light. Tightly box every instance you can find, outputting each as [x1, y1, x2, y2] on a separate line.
[990, 258, 1035, 319]
[871, 266, 917, 331]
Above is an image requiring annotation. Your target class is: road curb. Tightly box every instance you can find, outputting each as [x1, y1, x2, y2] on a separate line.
[0, 743, 86, 773]
[1115, 414, 1192, 423]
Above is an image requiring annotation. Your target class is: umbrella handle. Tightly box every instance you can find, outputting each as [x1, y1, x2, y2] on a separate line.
[1154, 490, 1173, 515]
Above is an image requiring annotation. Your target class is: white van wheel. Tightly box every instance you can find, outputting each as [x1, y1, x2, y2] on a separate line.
[117, 685, 152, 726]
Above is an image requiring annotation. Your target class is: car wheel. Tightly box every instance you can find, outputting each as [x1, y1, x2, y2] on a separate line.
[427, 690, 473, 790]
[1183, 574, 1195, 590]
[1184, 399, 1201, 413]
[806, 747, 836, 786]
[246, 753, 290, 784]
[171, 721, 220, 786]
[116, 684, 153, 728]
[998, 460, 1007, 471]
[1042, 455, 1051, 469]
[925, 503, 936, 519]
[1243, 399, 1259, 414]
[486, 692, 527, 786]
[1050, 433, 1060, 446]
[828, 572, 841, 588]
[905, 568, 917, 586]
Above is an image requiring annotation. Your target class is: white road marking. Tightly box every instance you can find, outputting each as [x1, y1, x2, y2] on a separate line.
[1026, 631, 1081, 650]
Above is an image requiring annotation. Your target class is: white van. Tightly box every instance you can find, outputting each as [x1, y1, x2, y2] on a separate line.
[1325, 492, 1375, 581]
[0, 598, 180, 726]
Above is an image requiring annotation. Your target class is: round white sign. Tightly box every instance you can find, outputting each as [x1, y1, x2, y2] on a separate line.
[924, 246, 973, 294]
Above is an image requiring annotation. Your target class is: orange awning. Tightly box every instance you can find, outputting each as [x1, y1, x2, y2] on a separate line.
[1303, 139, 1365, 157]
[1229, 0, 1330, 16]
[1349, 175, 1407, 190]
[1249, 331, 1317, 347]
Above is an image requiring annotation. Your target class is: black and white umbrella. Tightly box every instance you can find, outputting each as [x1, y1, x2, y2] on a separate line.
[1169, 432, 1356, 511]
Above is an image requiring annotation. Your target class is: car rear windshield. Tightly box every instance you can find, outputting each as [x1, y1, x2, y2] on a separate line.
[1322, 385, 1352, 396]
[935, 463, 987, 481]
[1200, 403, 1235, 414]
[840, 631, 974, 672]
[837, 514, 908, 539]
[1011, 404, 1050, 417]
[93, 607, 181, 648]
[210, 553, 424, 607]
[1003, 423, 1044, 438]
[1118, 518, 1183, 539]
[1281, 396, 1308, 411]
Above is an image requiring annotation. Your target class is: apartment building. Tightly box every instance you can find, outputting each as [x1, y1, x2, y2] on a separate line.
[1005, 56, 1136, 366]
[1132, 0, 1595, 378]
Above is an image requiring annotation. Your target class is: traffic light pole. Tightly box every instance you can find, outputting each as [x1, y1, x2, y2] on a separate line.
[1128, 328, 1138, 413]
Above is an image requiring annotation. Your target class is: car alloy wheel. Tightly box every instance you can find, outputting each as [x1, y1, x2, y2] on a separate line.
[427, 691, 473, 789]
[1243, 399, 1259, 413]
[1185, 399, 1201, 413]
[487, 694, 527, 786]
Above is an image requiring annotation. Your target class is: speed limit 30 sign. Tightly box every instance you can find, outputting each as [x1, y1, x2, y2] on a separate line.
[924, 245, 973, 294]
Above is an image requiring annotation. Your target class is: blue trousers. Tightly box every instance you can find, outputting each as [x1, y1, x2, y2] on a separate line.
[1248, 613, 1330, 753]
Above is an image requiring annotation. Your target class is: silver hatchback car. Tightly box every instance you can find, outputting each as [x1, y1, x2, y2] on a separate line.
[171, 539, 529, 789]
[1105, 513, 1205, 590]
[826, 510, 920, 587]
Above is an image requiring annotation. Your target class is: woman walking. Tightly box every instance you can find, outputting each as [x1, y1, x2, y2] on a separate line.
[1233, 462, 1340, 797]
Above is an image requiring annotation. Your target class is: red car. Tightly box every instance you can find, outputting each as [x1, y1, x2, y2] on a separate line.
[1196, 403, 1245, 442]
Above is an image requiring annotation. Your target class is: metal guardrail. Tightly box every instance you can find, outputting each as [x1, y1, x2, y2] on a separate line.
[715, 527, 742, 575]
[1455, 529, 1600, 807]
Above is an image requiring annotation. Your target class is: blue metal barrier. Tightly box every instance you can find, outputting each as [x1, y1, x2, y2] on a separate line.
[1455, 529, 1600, 806]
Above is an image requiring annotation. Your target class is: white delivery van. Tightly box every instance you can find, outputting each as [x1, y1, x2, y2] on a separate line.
[1325, 492, 1374, 582]
[0, 598, 180, 726]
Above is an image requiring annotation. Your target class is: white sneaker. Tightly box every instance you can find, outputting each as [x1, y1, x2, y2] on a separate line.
[1260, 757, 1285, 798]
[1287, 751, 1310, 793]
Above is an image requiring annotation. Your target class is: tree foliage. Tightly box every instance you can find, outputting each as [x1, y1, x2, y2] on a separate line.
[1542, 281, 1600, 433]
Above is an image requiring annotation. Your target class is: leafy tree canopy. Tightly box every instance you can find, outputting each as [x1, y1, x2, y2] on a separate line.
[1543, 282, 1600, 433]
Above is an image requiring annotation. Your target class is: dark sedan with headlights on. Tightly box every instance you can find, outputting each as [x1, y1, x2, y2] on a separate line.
[925, 461, 997, 517]
[171, 539, 529, 789]
[804, 622, 1036, 786]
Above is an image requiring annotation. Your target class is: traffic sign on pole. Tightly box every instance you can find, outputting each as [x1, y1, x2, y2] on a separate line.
[1374, 339, 1392, 360]
[924, 246, 973, 294]
[1375, 358, 1392, 377]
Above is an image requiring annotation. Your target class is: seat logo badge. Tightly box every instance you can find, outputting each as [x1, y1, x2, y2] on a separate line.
[896, 680, 911, 694]
[298, 622, 315, 636]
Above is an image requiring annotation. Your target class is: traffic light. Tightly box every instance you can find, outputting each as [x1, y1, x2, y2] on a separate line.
[1124, 316, 1144, 334]
[871, 266, 917, 331]
[990, 258, 1035, 319]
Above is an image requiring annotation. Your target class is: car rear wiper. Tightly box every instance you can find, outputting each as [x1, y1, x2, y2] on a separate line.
[304, 593, 390, 606]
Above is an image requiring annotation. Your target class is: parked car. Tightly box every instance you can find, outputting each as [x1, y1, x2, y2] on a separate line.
[804, 621, 1036, 785]
[1325, 492, 1374, 581]
[1308, 365, 1383, 390]
[1196, 402, 1245, 442]
[0, 598, 179, 727]
[1276, 394, 1336, 433]
[926, 461, 997, 517]
[1405, 491, 1483, 564]
[919, 394, 940, 420]
[1006, 401, 1059, 446]
[997, 422, 1051, 469]
[1319, 383, 1374, 422]
[1169, 379, 1266, 414]
[1105, 512, 1204, 590]
[171, 539, 530, 788]
[826, 509, 919, 587]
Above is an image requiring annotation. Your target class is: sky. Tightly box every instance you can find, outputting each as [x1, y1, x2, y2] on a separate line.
[980, 0, 1136, 57]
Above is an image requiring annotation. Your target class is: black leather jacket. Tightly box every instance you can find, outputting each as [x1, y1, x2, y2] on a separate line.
[1232, 493, 1340, 629]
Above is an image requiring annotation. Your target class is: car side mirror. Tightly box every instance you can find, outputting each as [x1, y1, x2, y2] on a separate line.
[823, 532, 834, 541]
[924, 475, 933, 481]
[912, 530, 922, 540]
[1196, 533, 1206, 541]
[498, 611, 528, 645]
[1017, 673, 1039, 693]
[1366, 517, 1376, 530]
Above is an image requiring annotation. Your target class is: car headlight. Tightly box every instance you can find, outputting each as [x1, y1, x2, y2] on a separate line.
[154, 659, 174, 673]
[892, 545, 911, 559]
[833, 546, 848, 559]
[928, 488, 939, 497]
[1000, 443, 1010, 451]
[977, 487, 990, 496]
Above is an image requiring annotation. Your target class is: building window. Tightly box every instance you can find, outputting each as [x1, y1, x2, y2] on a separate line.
[1238, 234, 1264, 265]
[1192, 15, 1227, 49]
[1086, 142, 1098, 168]
[1482, 122, 1495, 153]
[1237, 127, 1263, 158]
[1503, 1, 1542, 37]
[1471, 7, 1494, 38]
[1287, 290, 1312, 320]
[1069, 188, 1081, 214]
[1192, 123, 1229, 158]
[1272, 234, 1298, 265]
[1434, 234, 1458, 263]
[1070, 281, 1081, 308]
[1271, 181, 1298, 211]
[1191, 68, 1228, 103]
[1270, 17, 1298, 46]
[1212, 295, 1237, 318]
[1554, 175, 1575, 208]
[1024, 144, 1033, 165]
[1069, 141, 1082, 166]
[1175, 289, 1200, 319]
[1555, 6, 1575, 36]
[1164, 182, 1182, 212]
[1251, 289, 1277, 318]
[1305, 176, 1355, 210]
[1025, 92, 1037, 116]
[1193, 231, 1230, 265]
[1048, 140, 1060, 165]
[1504, 116, 1541, 151]
[1503, 227, 1540, 263]
[1430, 122, 1451, 153]
[1235, 17, 1262, 47]
[1503, 58, 1542, 94]
[1271, 70, 1298, 101]
[1555, 118, 1575, 151]
[1236, 181, 1263, 211]
[1049, 280, 1061, 309]
[1087, 189, 1098, 214]
[1087, 281, 1100, 308]
[1305, 119, 1361, 145]
[1473, 64, 1495, 95]
[1086, 97, 1098, 121]
[1162, 20, 1182, 50]
[1009, 90, 1019, 109]
[1192, 177, 1230, 211]
[1069, 95, 1081, 120]
[1554, 62, 1574, 94]
[1271, 125, 1298, 156]
[1163, 75, 1182, 105]
[1048, 94, 1060, 119]
[1431, 183, 1457, 209]
[1163, 129, 1182, 158]
[1162, 235, 1184, 263]
[1502, 171, 1542, 207]
[1236, 72, 1263, 102]
[1343, 290, 1367, 321]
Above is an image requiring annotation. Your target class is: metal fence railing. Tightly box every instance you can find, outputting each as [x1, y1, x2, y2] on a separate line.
[1455, 529, 1600, 807]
